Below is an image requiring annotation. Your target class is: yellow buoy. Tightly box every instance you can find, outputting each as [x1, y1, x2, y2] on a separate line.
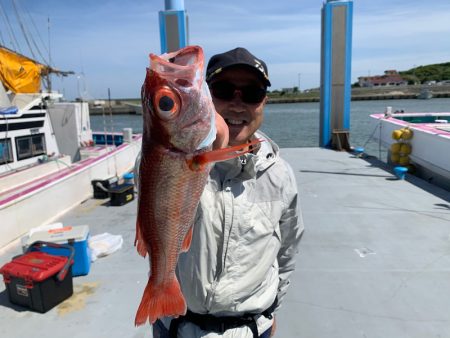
[399, 155, 410, 166]
[400, 143, 411, 155]
[390, 153, 400, 164]
[401, 128, 413, 140]
[392, 129, 403, 140]
[390, 143, 401, 153]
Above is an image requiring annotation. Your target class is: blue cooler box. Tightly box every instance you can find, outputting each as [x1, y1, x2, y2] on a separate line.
[27, 226, 91, 276]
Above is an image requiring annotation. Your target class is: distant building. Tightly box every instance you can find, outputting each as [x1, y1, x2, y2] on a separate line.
[281, 87, 296, 93]
[358, 70, 408, 87]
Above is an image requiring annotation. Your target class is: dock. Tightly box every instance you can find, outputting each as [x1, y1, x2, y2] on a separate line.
[88, 100, 142, 115]
[1, 148, 450, 337]
[267, 84, 450, 104]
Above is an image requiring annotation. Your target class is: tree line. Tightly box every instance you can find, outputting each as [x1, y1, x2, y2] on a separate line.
[400, 62, 450, 84]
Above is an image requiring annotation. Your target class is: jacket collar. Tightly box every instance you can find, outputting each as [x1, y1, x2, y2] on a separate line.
[214, 130, 279, 179]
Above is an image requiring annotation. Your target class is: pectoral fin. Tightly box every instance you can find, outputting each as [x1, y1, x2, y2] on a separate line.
[187, 138, 263, 171]
[181, 226, 194, 252]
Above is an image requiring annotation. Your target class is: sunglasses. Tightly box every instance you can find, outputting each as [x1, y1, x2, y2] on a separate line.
[210, 81, 267, 104]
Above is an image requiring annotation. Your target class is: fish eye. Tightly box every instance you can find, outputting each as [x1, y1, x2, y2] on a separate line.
[159, 96, 174, 111]
[153, 87, 180, 120]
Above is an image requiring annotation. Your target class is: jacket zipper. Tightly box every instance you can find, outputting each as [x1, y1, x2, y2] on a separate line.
[205, 176, 234, 312]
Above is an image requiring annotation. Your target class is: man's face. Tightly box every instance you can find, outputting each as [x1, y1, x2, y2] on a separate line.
[209, 67, 267, 146]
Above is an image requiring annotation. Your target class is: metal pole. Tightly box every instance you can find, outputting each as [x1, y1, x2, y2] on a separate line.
[319, 0, 353, 148]
[159, 0, 188, 53]
[165, 0, 184, 10]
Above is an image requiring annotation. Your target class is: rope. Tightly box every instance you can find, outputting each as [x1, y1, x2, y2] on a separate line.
[360, 119, 383, 160]
[22, 0, 50, 63]
[11, 0, 36, 59]
[1, 0, 50, 66]
[362, 120, 381, 149]
[0, 2, 21, 52]
[0, 28, 5, 45]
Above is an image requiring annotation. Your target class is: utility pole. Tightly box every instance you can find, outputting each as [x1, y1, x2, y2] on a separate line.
[298, 73, 301, 92]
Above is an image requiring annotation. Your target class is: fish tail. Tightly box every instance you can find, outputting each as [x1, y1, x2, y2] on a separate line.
[135, 277, 186, 326]
[188, 138, 264, 171]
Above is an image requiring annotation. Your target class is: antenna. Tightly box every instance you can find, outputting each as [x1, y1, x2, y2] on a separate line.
[47, 17, 52, 66]
[47, 16, 52, 92]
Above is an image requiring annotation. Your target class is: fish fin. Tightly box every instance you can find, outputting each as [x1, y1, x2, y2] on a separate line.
[135, 218, 147, 258]
[135, 277, 186, 326]
[181, 226, 193, 252]
[188, 138, 263, 171]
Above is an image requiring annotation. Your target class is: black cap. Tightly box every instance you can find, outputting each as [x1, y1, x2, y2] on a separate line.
[206, 47, 271, 87]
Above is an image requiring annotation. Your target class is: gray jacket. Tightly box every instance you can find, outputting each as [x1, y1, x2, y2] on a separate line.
[167, 131, 304, 337]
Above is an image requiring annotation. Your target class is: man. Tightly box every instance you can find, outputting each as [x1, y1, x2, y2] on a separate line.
[154, 47, 304, 338]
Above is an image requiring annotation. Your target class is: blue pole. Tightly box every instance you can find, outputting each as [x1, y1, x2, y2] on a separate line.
[159, 0, 188, 53]
[320, 3, 333, 148]
[343, 2, 353, 130]
[319, 0, 353, 148]
[165, 0, 184, 11]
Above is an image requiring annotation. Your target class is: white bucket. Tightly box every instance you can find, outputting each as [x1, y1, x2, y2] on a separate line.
[123, 128, 133, 143]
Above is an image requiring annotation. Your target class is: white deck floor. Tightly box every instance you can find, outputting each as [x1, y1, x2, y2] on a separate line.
[1, 147, 450, 338]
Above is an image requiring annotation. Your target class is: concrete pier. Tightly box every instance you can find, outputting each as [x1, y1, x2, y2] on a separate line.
[88, 100, 142, 115]
[278, 148, 450, 338]
[0, 148, 449, 337]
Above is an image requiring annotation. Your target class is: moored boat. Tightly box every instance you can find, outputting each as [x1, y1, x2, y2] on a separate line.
[416, 88, 433, 100]
[370, 109, 450, 190]
[0, 46, 142, 249]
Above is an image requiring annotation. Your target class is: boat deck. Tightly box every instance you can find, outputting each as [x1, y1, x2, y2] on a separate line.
[1, 148, 450, 338]
[0, 148, 113, 207]
[0, 138, 139, 208]
[371, 113, 450, 137]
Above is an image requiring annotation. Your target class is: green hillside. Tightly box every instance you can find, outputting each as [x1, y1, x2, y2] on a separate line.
[400, 62, 450, 84]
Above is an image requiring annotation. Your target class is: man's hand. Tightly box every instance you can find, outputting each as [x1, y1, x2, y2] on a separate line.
[213, 113, 229, 150]
[270, 316, 276, 337]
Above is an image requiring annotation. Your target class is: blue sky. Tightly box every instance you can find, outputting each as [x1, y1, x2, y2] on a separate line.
[1, 0, 450, 100]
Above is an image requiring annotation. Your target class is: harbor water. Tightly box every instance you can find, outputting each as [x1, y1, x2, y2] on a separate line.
[90, 98, 450, 160]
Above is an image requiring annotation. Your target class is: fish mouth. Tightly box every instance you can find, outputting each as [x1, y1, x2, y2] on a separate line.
[225, 118, 247, 126]
[181, 118, 202, 131]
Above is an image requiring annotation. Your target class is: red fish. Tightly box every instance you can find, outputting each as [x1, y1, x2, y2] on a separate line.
[134, 45, 260, 326]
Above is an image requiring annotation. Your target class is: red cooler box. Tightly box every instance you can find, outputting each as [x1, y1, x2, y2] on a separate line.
[0, 241, 74, 313]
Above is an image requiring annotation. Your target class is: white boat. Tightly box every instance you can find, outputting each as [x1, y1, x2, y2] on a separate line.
[0, 47, 142, 249]
[416, 88, 433, 100]
[370, 108, 450, 190]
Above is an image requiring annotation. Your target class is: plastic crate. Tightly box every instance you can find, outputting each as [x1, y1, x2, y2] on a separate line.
[0, 241, 74, 313]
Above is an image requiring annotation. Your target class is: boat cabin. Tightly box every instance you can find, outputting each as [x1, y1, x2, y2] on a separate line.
[0, 85, 92, 175]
